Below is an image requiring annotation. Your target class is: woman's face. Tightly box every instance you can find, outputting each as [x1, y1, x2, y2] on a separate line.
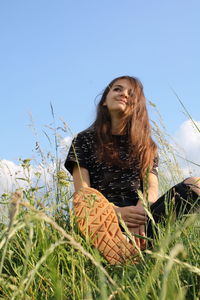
[103, 79, 134, 115]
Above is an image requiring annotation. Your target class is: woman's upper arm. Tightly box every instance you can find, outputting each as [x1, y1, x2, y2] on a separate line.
[149, 172, 158, 187]
[72, 165, 91, 192]
[147, 173, 158, 203]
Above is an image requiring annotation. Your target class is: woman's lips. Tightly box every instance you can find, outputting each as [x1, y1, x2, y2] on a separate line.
[117, 98, 127, 104]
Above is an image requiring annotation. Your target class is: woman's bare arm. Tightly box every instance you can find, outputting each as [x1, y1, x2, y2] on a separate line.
[143, 172, 158, 204]
[118, 173, 158, 248]
[137, 173, 158, 206]
[72, 165, 91, 192]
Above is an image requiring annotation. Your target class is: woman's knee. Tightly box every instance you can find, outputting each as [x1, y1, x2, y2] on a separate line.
[183, 177, 200, 185]
[183, 177, 200, 195]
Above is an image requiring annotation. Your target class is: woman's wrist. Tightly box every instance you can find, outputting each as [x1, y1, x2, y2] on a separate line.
[113, 205, 121, 214]
[136, 200, 143, 207]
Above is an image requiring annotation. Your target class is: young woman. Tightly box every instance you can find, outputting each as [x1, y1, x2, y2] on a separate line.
[65, 76, 200, 264]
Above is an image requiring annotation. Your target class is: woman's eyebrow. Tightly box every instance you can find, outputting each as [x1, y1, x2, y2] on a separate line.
[112, 84, 134, 95]
[113, 84, 133, 93]
[113, 84, 123, 88]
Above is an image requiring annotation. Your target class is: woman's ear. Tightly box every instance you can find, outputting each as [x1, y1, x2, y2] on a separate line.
[103, 101, 107, 106]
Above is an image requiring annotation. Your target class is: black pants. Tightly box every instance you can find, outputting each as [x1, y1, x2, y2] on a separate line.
[147, 181, 200, 238]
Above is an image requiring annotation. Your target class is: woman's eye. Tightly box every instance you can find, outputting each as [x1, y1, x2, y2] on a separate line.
[113, 87, 121, 92]
[129, 91, 135, 97]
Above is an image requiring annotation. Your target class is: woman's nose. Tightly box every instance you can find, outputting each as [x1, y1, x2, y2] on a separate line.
[121, 89, 128, 98]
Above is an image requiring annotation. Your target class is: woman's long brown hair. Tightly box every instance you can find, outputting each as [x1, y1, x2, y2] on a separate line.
[93, 75, 157, 179]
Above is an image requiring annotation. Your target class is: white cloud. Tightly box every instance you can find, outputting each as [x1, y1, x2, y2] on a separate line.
[0, 159, 55, 195]
[59, 136, 73, 159]
[60, 136, 73, 148]
[0, 135, 74, 220]
[173, 119, 200, 176]
[0, 136, 74, 196]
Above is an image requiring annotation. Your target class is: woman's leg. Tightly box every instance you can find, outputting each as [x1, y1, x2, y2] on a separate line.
[147, 177, 200, 238]
[73, 187, 137, 264]
[183, 177, 200, 196]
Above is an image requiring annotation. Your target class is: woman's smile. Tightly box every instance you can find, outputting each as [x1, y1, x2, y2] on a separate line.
[103, 79, 133, 113]
[116, 97, 128, 104]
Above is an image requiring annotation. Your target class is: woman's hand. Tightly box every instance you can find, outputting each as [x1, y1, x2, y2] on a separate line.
[128, 225, 146, 249]
[114, 205, 147, 228]
[114, 205, 147, 249]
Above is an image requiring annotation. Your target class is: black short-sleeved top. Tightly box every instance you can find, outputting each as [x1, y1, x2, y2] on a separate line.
[65, 128, 158, 207]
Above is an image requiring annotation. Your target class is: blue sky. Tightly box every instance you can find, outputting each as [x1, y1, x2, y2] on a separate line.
[0, 0, 200, 163]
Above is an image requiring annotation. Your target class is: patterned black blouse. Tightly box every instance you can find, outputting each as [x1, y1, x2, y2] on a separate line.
[65, 128, 158, 207]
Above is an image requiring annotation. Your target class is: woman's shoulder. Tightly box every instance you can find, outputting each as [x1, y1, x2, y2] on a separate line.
[76, 126, 96, 141]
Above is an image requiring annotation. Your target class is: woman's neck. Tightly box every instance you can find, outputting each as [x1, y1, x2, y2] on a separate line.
[111, 115, 125, 135]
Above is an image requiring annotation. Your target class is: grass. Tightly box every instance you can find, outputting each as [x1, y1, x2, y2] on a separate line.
[0, 111, 199, 299]
[0, 194, 199, 299]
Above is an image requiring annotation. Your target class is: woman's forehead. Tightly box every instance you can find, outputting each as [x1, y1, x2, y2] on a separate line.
[113, 79, 134, 89]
